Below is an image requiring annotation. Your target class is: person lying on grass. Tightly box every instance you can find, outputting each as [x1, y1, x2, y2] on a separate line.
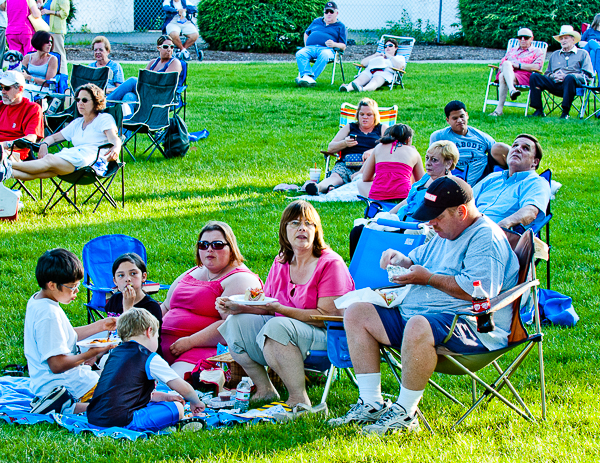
[24, 248, 117, 415]
[86, 308, 205, 432]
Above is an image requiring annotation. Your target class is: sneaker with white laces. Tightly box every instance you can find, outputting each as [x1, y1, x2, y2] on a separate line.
[30, 385, 75, 415]
[0, 154, 14, 183]
[362, 403, 420, 435]
[328, 398, 391, 427]
[182, 49, 191, 60]
[297, 75, 316, 87]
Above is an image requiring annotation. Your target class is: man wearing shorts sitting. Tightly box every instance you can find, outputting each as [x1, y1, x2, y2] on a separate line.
[328, 177, 519, 434]
[162, 0, 199, 61]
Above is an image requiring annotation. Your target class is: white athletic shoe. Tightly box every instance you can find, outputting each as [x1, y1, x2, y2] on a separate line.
[297, 75, 316, 87]
[362, 403, 420, 435]
[328, 398, 391, 426]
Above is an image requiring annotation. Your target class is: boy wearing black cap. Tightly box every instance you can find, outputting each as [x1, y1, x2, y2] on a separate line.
[329, 177, 519, 435]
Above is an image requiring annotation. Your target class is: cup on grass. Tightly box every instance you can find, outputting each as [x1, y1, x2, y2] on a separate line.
[309, 168, 321, 183]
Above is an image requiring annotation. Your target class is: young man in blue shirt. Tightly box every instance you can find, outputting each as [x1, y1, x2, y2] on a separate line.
[295, 1, 347, 87]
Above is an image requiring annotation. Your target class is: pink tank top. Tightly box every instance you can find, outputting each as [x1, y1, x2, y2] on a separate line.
[161, 266, 257, 337]
[368, 161, 413, 201]
[6, 0, 35, 35]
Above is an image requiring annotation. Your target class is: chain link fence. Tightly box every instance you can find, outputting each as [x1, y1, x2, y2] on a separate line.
[69, 0, 460, 42]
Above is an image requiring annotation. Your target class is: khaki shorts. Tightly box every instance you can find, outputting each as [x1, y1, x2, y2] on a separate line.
[218, 314, 326, 366]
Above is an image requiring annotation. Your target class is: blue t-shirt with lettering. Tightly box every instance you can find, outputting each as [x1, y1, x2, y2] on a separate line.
[430, 126, 495, 186]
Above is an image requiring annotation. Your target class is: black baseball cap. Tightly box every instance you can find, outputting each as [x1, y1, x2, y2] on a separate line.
[412, 177, 473, 221]
[324, 2, 338, 11]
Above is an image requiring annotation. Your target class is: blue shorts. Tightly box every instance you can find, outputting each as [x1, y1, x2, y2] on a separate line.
[374, 306, 488, 354]
[124, 401, 180, 432]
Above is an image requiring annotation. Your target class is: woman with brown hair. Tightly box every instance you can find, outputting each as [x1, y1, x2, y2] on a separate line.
[216, 200, 355, 410]
[160, 221, 261, 378]
[8, 83, 120, 181]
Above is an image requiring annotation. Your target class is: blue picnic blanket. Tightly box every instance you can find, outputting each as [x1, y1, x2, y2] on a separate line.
[0, 376, 271, 440]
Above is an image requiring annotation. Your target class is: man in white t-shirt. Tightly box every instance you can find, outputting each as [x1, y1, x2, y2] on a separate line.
[24, 248, 116, 415]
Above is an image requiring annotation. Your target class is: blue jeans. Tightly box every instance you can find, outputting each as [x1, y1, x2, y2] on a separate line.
[295, 46, 335, 79]
[107, 77, 138, 117]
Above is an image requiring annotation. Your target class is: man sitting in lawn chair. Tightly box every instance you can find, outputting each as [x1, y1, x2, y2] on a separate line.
[473, 133, 550, 231]
[0, 71, 44, 162]
[295, 1, 347, 87]
[430, 100, 509, 186]
[328, 177, 519, 434]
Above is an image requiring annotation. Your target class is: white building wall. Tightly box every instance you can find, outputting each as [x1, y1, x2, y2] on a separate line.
[70, 0, 134, 33]
[336, 0, 460, 31]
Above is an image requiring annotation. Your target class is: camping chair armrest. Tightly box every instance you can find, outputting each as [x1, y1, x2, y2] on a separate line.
[353, 63, 366, 68]
[333, 47, 344, 54]
[488, 64, 499, 70]
[310, 315, 344, 322]
[320, 150, 340, 160]
[391, 67, 405, 74]
[12, 138, 42, 152]
[442, 280, 540, 344]
[82, 282, 114, 294]
[147, 102, 177, 119]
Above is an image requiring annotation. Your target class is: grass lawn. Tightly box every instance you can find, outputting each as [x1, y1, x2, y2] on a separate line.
[1, 61, 599, 462]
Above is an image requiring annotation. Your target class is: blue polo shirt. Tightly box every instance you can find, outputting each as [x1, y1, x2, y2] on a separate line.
[473, 170, 551, 231]
[305, 18, 347, 47]
[430, 126, 495, 186]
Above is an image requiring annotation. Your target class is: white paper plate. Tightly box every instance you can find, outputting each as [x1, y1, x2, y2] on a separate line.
[77, 338, 120, 348]
[229, 294, 278, 306]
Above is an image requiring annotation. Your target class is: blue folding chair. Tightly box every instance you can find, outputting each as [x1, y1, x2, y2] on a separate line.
[357, 195, 399, 219]
[82, 234, 170, 323]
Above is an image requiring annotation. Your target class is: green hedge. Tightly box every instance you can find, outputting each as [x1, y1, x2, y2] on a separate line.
[196, 0, 324, 52]
[459, 0, 600, 49]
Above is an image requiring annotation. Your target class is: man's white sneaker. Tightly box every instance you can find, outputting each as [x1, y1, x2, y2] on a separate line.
[362, 403, 420, 435]
[297, 75, 316, 87]
[328, 398, 391, 426]
[182, 49, 191, 60]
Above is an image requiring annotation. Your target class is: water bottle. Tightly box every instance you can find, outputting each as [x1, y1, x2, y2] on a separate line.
[234, 376, 251, 413]
[47, 97, 62, 115]
[472, 280, 494, 333]
[376, 38, 385, 54]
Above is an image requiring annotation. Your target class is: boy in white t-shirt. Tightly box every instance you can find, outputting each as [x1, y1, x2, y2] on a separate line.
[24, 248, 117, 415]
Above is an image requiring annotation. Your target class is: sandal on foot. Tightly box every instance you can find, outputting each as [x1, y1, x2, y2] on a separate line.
[489, 110, 502, 117]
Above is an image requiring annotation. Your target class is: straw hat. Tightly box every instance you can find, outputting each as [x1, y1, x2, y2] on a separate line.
[553, 25, 581, 43]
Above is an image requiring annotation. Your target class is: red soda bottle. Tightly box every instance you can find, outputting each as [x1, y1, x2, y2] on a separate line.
[472, 280, 494, 333]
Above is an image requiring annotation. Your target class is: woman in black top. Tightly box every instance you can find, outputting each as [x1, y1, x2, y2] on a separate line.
[306, 98, 388, 195]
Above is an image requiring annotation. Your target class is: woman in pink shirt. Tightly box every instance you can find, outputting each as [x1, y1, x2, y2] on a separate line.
[6, 0, 41, 55]
[217, 200, 355, 411]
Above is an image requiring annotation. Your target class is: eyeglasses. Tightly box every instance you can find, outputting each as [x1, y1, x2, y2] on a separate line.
[517, 36, 531, 40]
[197, 240, 229, 251]
[161, 44, 175, 50]
[385, 43, 395, 48]
[287, 220, 316, 229]
[75, 97, 90, 103]
[61, 282, 81, 293]
[324, 9, 334, 14]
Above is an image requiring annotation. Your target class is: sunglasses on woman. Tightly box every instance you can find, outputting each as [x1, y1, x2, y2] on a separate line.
[75, 97, 90, 103]
[198, 240, 229, 250]
[385, 43, 395, 48]
[161, 44, 175, 50]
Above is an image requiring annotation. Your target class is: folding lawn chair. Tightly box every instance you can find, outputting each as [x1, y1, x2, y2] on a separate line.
[578, 42, 600, 119]
[82, 234, 171, 323]
[352, 35, 415, 90]
[122, 70, 179, 161]
[322, 102, 398, 177]
[175, 59, 188, 120]
[38, 104, 125, 214]
[482, 39, 548, 116]
[382, 229, 546, 431]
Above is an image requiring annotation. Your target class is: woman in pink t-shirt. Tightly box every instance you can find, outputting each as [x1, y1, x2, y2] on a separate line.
[6, 0, 40, 55]
[217, 200, 355, 410]
[160, 221, 262, 378]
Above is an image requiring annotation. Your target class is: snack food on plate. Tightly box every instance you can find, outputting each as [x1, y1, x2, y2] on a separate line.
[375, 289, 396, 307]
[245, 287, 265, 302]
[386, 264, 410, 283]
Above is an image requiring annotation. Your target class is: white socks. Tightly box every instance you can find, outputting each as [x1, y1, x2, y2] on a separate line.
[356, 373, 384, 407]
[396, 385, 424, 417]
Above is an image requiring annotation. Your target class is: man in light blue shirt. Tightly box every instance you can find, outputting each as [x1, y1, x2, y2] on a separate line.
[430, 100, 509, 186]
[473, 134, 550, 231]
[295, 2, 347, 87]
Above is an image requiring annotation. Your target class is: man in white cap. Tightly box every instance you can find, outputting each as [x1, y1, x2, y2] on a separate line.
[529, 25, 593, 119]
[0, 70, 44, 163]
[489, 27, 544, 116]
[295, 1, 347, 87]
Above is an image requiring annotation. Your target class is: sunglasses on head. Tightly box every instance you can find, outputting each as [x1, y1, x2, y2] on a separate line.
[517, 36, 531, 40]
[325, 9, 334, 14]
[161, 44, 175, 49]
[197, 240, 229, 251]
[75, 97, 90, 103]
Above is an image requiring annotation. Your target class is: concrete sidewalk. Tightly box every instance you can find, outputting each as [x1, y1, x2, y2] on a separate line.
[66, 32, 206, 46]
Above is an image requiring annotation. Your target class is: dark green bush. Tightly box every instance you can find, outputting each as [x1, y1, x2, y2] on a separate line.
[459, 0, 600, 49]
[196, 0, 324, 52]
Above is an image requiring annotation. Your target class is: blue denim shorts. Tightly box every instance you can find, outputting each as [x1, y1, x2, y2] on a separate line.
[124, 401, 180, 432]
[374, 306, 488, 354]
